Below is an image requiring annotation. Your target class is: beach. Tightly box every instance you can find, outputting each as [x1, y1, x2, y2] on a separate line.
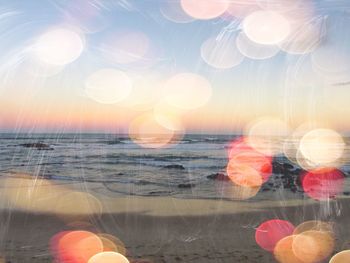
[0, 133, 349, 262]
[0, 177, 348, 263]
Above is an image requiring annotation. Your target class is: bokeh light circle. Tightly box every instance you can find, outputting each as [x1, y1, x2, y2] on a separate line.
[255, 219, 295, 251]
[292, 230, 335, 263]
[153, 111, 184, 133]
[34, 28, 84, 65]
[310, 15, 350, 83]
[54, 230, 103, 263]
[274, 236, 305, 263]
[129, 113, 178, 149]
[228, 150, 272, 183]
[296, 149, 319, 171]
[226, 1, 259, 19]
[279, 18, 323, 55]
[246, 117, 290, 156]
[299, 129, 345, 166]
[243, 11, 291, 45]
[98, 234, 127, 255]
[180, 0, 229, 20]
[227, 137, 273, 186]
[227, 162, 263, 187]
[293, 220, 334, 235]
[256, 0, 302, 13]
[85, 68, 133, 104]
[88, 252, 129, 263]
[302, 167, 344, 200]
[201, 36, 244, 69]
[164, 73, 212, 110]
[330, 250, 350, 263]
[236, 32, 280, 60]
[121, 74, 164, 111]
[160, 0, 195, 23]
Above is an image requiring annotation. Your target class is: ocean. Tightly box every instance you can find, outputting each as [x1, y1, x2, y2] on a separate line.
[0, 133, 349, 201]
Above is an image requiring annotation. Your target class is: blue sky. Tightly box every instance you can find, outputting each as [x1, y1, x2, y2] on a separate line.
[0, 0, 349, 133]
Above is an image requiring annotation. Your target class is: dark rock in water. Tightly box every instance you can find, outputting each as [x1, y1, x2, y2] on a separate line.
[20, 143, 53, 150]
[283, 163, 294, 170]
[206, 172, 230, 181]
[207, 173, 218, 180]
[162, 164, 185, 170]
[344, 191, 350, 196]
[273, 162, 297, 174]
[178, 183, 195, 189]
[344, 172, 350, 178]
[272, 162, 284, 174]
[295, 168, 303, 174]
[106, 140, 123, 145]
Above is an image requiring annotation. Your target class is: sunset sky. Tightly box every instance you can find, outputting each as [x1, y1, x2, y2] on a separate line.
[0, 0, 349, 134]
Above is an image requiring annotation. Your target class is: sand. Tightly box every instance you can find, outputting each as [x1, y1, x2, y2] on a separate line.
[0, 177, 349, 262]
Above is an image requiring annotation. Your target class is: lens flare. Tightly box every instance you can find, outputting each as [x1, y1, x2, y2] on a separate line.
[101, 31, 151, 65]
[243, 11, 291, 45]
[293, 220, 334, 235]
[52, 230, 103, 263]
[201, 35, 244, 69]
[23, 56, 64, 78]
[228, 137, 271, 160]
[229, 151, 272, 183]
[246, 117, 290, 156]
[34, 28, 84, 66]
[274, 236, 305, 263]
[227, 137, 272, 186]
[227, 163, 263, 187]
[180, 0, 229, 20]
[153, 111, 184, 133]
[236, 32, 280, 60]
[330, 250, 350, 263]
[255, 219, 295, 252]
[164, 73, 212, 110]
[282, 139, 299, 165]
[292, 230, 335, 263]
[85, 68, 133, 104]
[226, 1, 259, 19]
[121, 74, 164, 111]
[299, 129, 345, 166]
[57, 0, 108, 33]
[98, 234, 126, 255]
[279, 18, 323, 55]
[129, 113, 178, 149]
[88, 252, 129, 263]
[256, 0, 302, 13]
[160, 0, 195, 23]
[311, 15, 350, 83]
[296, 149, 318, 171]
[302, 167, 344, 200]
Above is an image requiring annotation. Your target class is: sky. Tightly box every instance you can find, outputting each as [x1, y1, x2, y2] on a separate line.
[0, 0, 349, 134]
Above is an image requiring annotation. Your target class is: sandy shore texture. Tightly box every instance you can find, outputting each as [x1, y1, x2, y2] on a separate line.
[0, 176, 349, 263]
